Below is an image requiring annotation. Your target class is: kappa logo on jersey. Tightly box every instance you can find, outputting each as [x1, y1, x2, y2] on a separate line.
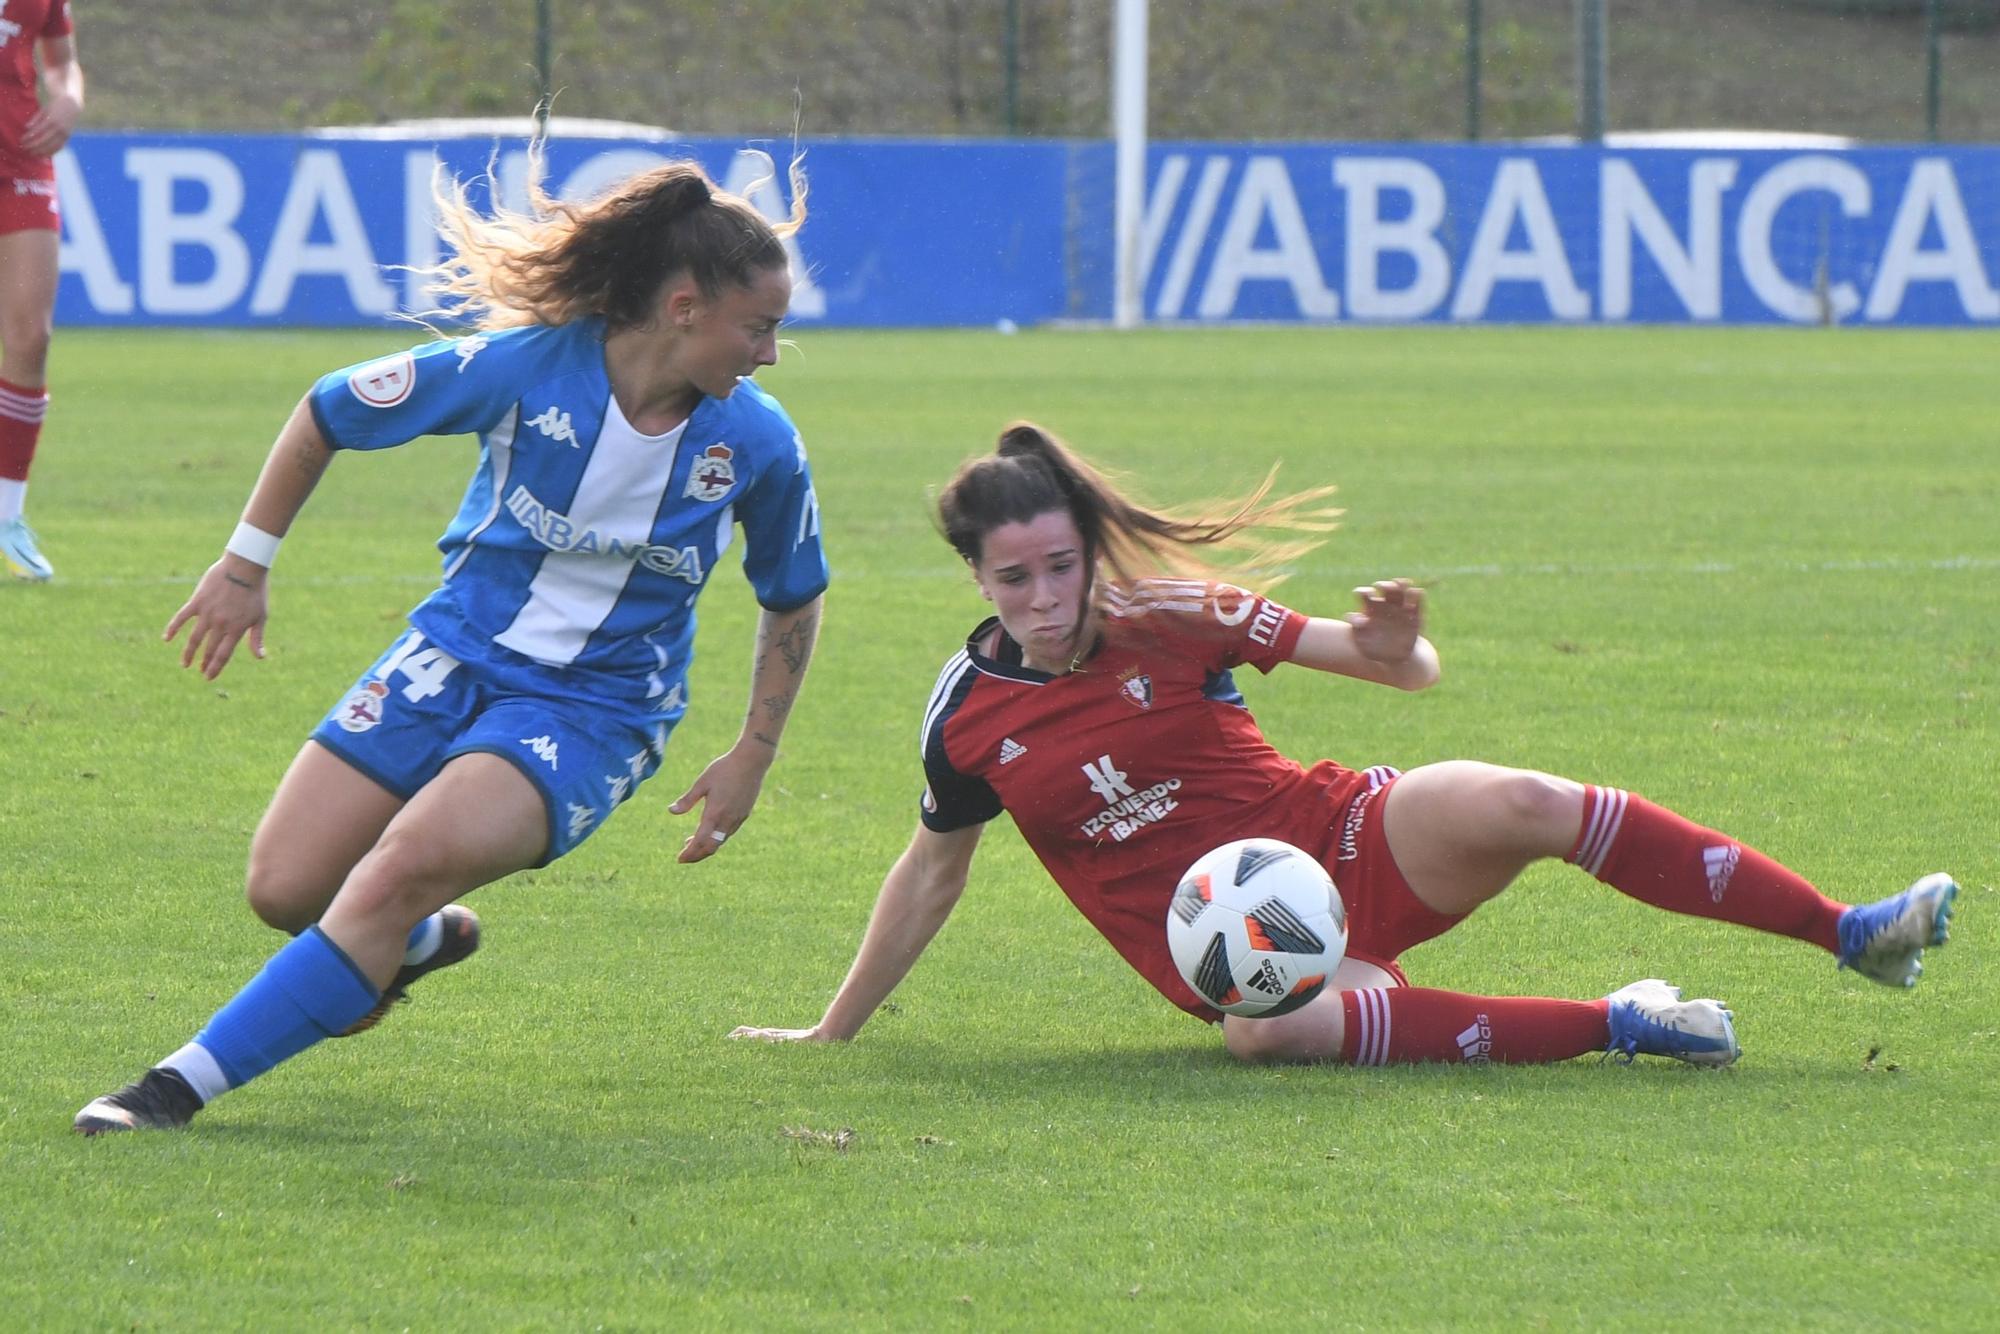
[1456, 1014, 1494, 1063]
[520, 735, 560, 770]
[347, 351, 416, 408]
[1248, 600, 1288, 648]
[1703, 844, 1741, 902]
[1118, 671, 1153, 710]
[1081, 754, 1134, 803]
[1079, 753, 1184, 843]
[998, 737, 1027, 765]
[566, 802, 597, 842]
[335, 680, 390, 732]
[505, 485, 705, 583]
[454, 334, 489, 372]
[525, 406, 581, 448]
[683, 444, 737, 501]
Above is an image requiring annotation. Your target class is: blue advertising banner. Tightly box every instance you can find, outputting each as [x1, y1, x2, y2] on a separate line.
[51, 133, 2000, 327]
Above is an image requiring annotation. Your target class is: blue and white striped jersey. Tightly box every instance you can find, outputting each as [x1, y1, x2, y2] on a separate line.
[308, 319, 828, 713]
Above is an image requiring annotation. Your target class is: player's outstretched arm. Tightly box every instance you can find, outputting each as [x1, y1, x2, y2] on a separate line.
[163, 397, 333, 681]
[1285, 578, 1439, 692]
[729, 821, 984, 1043]
[673, 594, 824, 863]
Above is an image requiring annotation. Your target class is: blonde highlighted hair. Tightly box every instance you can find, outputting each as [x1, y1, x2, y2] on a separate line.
[418, 147, 807, 331]
[936, 421, 1340, 600]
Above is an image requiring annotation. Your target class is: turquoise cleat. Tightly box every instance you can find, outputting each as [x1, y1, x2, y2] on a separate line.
[1, 515, 52, 581]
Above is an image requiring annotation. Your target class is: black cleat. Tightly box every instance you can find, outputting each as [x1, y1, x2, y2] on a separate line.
[338, 904, 482, 1036]
[74, 1067, 204, 1136]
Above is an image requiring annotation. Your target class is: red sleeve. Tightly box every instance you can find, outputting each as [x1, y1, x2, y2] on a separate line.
[1105, 579, 1306, 675]
[43, 2, 73, 37]
[1213, 584, 1306, 673]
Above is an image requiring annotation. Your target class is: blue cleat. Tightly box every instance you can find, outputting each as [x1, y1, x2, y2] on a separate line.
[1605, 978, 1740, 1067]
[1837, 873, 1958, 989]
[1, 515, 52, 581]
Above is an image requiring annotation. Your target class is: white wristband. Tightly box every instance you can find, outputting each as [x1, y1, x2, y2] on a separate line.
[225, 521, 283, 568]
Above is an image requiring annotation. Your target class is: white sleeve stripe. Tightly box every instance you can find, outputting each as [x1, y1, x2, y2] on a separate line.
[920, 651, 974, 761]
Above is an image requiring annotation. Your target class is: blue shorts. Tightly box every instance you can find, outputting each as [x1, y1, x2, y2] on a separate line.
[310, 629, 672, 865]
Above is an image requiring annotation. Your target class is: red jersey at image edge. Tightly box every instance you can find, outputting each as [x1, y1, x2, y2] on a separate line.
[0, 0, 71, 180]
[920, 581, 1372, 1020]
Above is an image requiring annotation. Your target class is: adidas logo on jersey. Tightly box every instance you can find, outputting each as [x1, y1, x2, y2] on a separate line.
[998, 737, 1027, 765]
[1703, 844, 1741, 902]
[521, 735, 560, 769]
[526, 406, 580, 448]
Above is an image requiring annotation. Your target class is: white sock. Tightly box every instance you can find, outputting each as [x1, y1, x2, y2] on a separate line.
[160, 1042, 228, 1104]
[0, 478, 24, 525]
[404, 913, 444, 966]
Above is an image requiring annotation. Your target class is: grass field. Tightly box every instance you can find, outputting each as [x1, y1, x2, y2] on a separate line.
[2, 326, 1994, 1329]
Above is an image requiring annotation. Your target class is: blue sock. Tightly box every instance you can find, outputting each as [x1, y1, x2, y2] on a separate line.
[192, 926, 380, 1090]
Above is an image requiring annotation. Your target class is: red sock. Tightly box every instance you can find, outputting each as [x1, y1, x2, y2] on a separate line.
[1340, 987, 1609, 1065]
[0, 377, 48, 482]
[1571, 786, 1845, 953]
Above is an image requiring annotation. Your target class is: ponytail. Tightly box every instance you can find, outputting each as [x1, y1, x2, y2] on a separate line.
[939, 421, 1340, 598]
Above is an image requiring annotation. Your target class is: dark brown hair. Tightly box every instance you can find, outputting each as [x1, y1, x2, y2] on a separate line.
[937, 421, 1340, 601]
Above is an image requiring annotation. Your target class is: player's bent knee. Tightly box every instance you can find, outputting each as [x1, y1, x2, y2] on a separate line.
[1223, 1000, 1343, 1065]
[4, 324, 51, 370]
[243, 862, 328, 934]
[1489, 769, 1582, 843]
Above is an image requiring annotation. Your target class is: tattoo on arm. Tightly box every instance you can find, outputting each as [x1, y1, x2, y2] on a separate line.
[760, 691, 794, 728]
[223, 572, 256, 590]
[775, 611, 818, 674]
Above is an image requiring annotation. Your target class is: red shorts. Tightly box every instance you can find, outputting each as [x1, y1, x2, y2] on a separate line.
[0, 177, 59, 234]
[1307, 771, 1467, 985]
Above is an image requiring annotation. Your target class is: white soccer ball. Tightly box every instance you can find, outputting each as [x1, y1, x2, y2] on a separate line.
[1167, 838, 1348, 1018]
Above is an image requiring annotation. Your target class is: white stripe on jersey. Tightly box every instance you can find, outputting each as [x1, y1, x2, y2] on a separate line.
[445, 405, 519, 580]
[495, 398, 689, 665]
[920, 650, 974, 761]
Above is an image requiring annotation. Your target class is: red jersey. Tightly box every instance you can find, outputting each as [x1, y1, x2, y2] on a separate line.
[920, 580, 1371, 1020]
[0, 0, 71, 180]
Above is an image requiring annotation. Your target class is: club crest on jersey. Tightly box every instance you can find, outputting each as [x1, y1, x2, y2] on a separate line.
[684, 444, 737, 501]
[347, 352, 415, 408]
[1118, 670, 1153, 709]
[336, 680, 390, 733]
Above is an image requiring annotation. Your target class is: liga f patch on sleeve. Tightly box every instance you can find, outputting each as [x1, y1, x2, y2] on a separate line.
[348, 351, 416, 408]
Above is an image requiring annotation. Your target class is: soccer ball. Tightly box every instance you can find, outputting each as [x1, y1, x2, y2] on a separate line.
[1167, 838, 1347, 1018]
